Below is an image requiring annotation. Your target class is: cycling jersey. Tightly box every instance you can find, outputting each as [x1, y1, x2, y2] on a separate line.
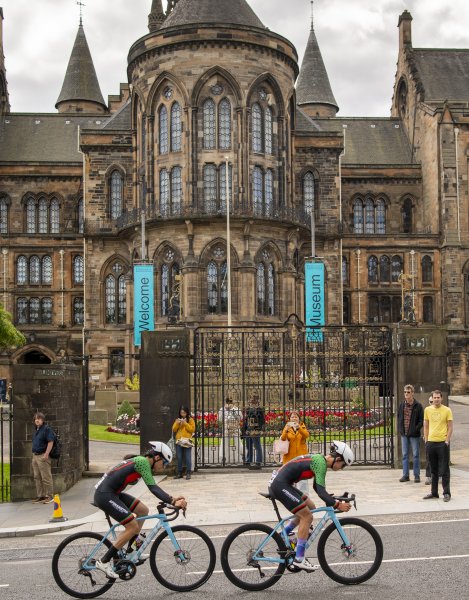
[269, 454, 337, 513]
[94, 456, 172, 524]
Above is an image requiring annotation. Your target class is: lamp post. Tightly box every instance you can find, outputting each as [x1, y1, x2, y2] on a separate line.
[225, 156, 232, 330]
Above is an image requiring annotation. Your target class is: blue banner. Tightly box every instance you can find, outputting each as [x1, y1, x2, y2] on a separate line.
[133, 264, 155, 347]
[305, 262, 325, 342]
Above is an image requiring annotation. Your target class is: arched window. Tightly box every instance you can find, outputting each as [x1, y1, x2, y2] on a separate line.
[379, 255, 391, 283]
[252, 103, 262, 152]
[26, 198, 36, 233]
[161, 262, 180, 316]
[170, 102, 182, 152]
[110, 170, 124, 219]
[159, 169, 169, 216]
[218, 98, 231, 150]
[353, 199, 363, 234]
[264, 107, 273, 154]
[203, 164, 217, 213]
[423, 296, 433, 323]
[77, 198, 84, 233]
[391, 255, 402, 283]
[368, 256, 378, 284]
[38, 198, 48, 233]
[257, 252, 276, 316]
[207, 260, 228, 314]
[402, 197, 413, 233]
[342, 256, 349, 285]
[253, 167, 263, 214]
[422, 255, 433, 284]
[104, 263, 126, 324]
[73, 297, 84, 325]
[159, 105, 168, 154]
[17, 256, 27, 285]
[365, 199, 374, 234]
[171, 166, 182, 215]
[50, 199, 60, 233]
[265, 169, 273, 216]
[73, 255, 84, 284]
[219, 162, 232, 213]
[203, 99, 216, 150]
[376, 199, 386, 234]
[303, 171, 315, 215]
[0, 197, 8, 234]
[29, 256, 40, 284]
[256, 263, 265, 315]
[267, 263, 275, 316]
[42, 256, 52, 284]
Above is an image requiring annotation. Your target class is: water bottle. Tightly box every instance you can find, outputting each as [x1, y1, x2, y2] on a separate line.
[131, 533, 146, 552]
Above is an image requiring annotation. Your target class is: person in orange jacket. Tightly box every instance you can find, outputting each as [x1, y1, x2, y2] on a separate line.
[280, 410, 309, 464]
[172, 406, 195, 480]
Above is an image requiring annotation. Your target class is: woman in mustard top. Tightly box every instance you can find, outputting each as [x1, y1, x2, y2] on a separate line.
[280, 410, 309, 465]
[172, 406, 195, 480]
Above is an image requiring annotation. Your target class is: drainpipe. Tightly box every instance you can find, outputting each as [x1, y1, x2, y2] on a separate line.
[339, 128, 346, 325]
[356, 249, 361, 323]
[59, 249, 65, 326]
[454, 127, 460, 243]
[1, 248, 8, 308]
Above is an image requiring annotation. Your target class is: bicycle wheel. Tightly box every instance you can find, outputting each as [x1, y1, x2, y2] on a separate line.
[220, 523, 288, 591]
[317, 517, 383, 585]
[52, 532, 115, 599]
[149, 525, 216, 591]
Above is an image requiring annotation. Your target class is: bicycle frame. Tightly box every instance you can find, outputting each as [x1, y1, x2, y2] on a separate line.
[81, 511, 182, 571]
[251, 505, 352, 566]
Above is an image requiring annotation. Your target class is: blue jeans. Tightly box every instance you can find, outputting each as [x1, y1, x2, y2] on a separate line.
[175, 444, 192, 475]
[401, 435, 420, 478]
[245, 436, 262, 464]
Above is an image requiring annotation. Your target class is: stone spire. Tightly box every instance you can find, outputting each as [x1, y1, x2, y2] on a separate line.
[296, 1, 338, 117]
[0, 7, 10, 115]
[56, 20, 107, 114]
[148, 0, 165, 32]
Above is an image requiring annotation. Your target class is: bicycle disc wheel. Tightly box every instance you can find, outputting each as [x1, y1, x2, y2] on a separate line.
[220, 523, 288, 591]
[52, 532, 115, 599]
[317, 517, 383, 585]
[149, 525, 216, 591]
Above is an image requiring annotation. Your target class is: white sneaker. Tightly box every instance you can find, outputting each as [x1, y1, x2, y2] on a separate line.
[94, 560, 118, 579]
[293, 557, 319, 572]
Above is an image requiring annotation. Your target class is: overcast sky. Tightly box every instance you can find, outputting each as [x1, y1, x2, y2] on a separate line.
[1, 0, 468, 116]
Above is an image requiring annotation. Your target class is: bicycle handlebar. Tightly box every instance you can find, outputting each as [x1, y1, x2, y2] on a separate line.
[333, 492, 357, 510]
[156, 501, 186, 520]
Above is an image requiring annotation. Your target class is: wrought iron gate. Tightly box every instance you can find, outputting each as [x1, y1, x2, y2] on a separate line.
[193, 319, 393, 468]
[1, 403, 12, 502]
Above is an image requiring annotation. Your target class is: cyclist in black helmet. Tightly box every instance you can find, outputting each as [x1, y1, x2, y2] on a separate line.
[269, 441, 353, 572]
[93, 441, 186, 579]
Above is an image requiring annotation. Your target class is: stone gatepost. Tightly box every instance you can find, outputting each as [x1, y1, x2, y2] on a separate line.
[11, 364, 84, 501]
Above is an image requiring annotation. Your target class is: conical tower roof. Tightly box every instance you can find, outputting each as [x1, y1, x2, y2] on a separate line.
[148, 0, 165, 32]
[56, 22, 106, 113]
[161, 0, 265, 30]
[296, 14, 338, 117]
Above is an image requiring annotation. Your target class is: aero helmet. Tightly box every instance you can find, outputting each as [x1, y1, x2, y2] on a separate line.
[147, 441, 173, 464]
[330, 440, 354, 466]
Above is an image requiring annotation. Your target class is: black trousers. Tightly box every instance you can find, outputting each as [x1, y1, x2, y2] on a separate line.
[427, 441, 450, 496]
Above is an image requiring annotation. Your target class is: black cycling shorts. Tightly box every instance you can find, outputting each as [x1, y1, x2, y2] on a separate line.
[94, 491, 140, 525]
[269, 479, 308, 514]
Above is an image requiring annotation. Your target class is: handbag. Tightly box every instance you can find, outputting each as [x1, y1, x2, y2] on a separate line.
[167, 435, 176, 455]
[176, 437, 194, 448]
[273, 438, 289, 455]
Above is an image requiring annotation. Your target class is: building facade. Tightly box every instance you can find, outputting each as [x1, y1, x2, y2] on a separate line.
[1, 1, 469, 392]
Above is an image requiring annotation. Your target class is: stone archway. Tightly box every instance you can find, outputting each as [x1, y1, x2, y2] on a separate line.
[19, 350, 52, 365]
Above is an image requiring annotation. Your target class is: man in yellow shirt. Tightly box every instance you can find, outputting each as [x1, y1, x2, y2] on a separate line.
[423, 390, 453, 502]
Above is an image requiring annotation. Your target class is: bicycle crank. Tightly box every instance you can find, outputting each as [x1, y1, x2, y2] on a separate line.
[114, 559, 137, 580]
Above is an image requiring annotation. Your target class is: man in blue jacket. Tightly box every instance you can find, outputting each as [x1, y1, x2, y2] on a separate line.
[397, 384, 424, 483]
[31, 412, 55, 504]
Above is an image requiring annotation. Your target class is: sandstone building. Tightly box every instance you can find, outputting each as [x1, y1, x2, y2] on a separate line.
[1, 1, 469, 391]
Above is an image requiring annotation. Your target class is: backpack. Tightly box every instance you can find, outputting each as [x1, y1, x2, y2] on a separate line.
[49, 427, 62, 460]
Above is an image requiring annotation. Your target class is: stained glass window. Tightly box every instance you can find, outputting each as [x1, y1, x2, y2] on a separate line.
[110, 171, 123, 219]
[219, 98, 231, 150]
[252, 103, 262, 152]
[203, 99, 216, 150]
[171, 102, 182, 152]
[159, 105, 168, 154]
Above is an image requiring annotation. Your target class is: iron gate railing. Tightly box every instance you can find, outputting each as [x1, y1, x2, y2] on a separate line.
[1, 403, 12, 502]
[193, 319, 393, 468]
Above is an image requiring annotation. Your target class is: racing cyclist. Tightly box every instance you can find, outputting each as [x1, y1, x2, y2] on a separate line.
[93, 441, 187, 579]
[269, 440, 354, 572]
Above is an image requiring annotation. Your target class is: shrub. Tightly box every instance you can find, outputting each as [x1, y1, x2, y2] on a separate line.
[117, 399, 136, 419]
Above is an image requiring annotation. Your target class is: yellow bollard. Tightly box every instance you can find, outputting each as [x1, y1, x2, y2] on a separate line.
[49, 493, 68, 523]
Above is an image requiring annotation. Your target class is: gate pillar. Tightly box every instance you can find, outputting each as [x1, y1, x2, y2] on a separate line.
[140, 330, 191, 451]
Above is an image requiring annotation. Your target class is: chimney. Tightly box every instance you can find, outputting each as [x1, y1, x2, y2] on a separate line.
[398, 10, 412, 49]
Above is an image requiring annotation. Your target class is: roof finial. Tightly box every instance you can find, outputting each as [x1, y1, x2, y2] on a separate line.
[311, 0, 314, 30]
[76, 0, 85, 26]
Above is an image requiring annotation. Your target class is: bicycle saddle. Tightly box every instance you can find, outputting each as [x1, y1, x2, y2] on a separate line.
[258, 492, 273, 500]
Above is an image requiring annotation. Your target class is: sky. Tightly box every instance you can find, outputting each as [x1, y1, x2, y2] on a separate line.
[1, 0, 468, 116]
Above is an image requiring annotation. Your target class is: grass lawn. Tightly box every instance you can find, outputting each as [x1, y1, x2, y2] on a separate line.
[1, 463, 10, 502]
[89, 424, 140, 444]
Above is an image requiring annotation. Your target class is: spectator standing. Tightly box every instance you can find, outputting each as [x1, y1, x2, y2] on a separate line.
[31, 412, 55, 504]
[172, 406, 195, 480]
[242, 392, 265, 469]
[218, 397, 243, 464]
[397, 384, 424, 483]
[280, 410, 310, 495]
[423, 390, 453, 502]
[425, 395, 433, 485]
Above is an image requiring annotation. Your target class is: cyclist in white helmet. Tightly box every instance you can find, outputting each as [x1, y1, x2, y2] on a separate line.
[269, 441, 354, 572]
[93, 441, 187, 579]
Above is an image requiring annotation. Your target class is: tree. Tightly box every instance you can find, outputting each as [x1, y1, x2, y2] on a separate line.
[0, 304, 26, 349]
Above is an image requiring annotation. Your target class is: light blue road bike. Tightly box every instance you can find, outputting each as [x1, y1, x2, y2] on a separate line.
[221, 492, 383, 590]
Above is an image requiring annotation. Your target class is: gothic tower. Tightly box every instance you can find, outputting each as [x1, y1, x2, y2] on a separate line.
[148, 0, 165, 32]
[0, 7, 10, 115]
